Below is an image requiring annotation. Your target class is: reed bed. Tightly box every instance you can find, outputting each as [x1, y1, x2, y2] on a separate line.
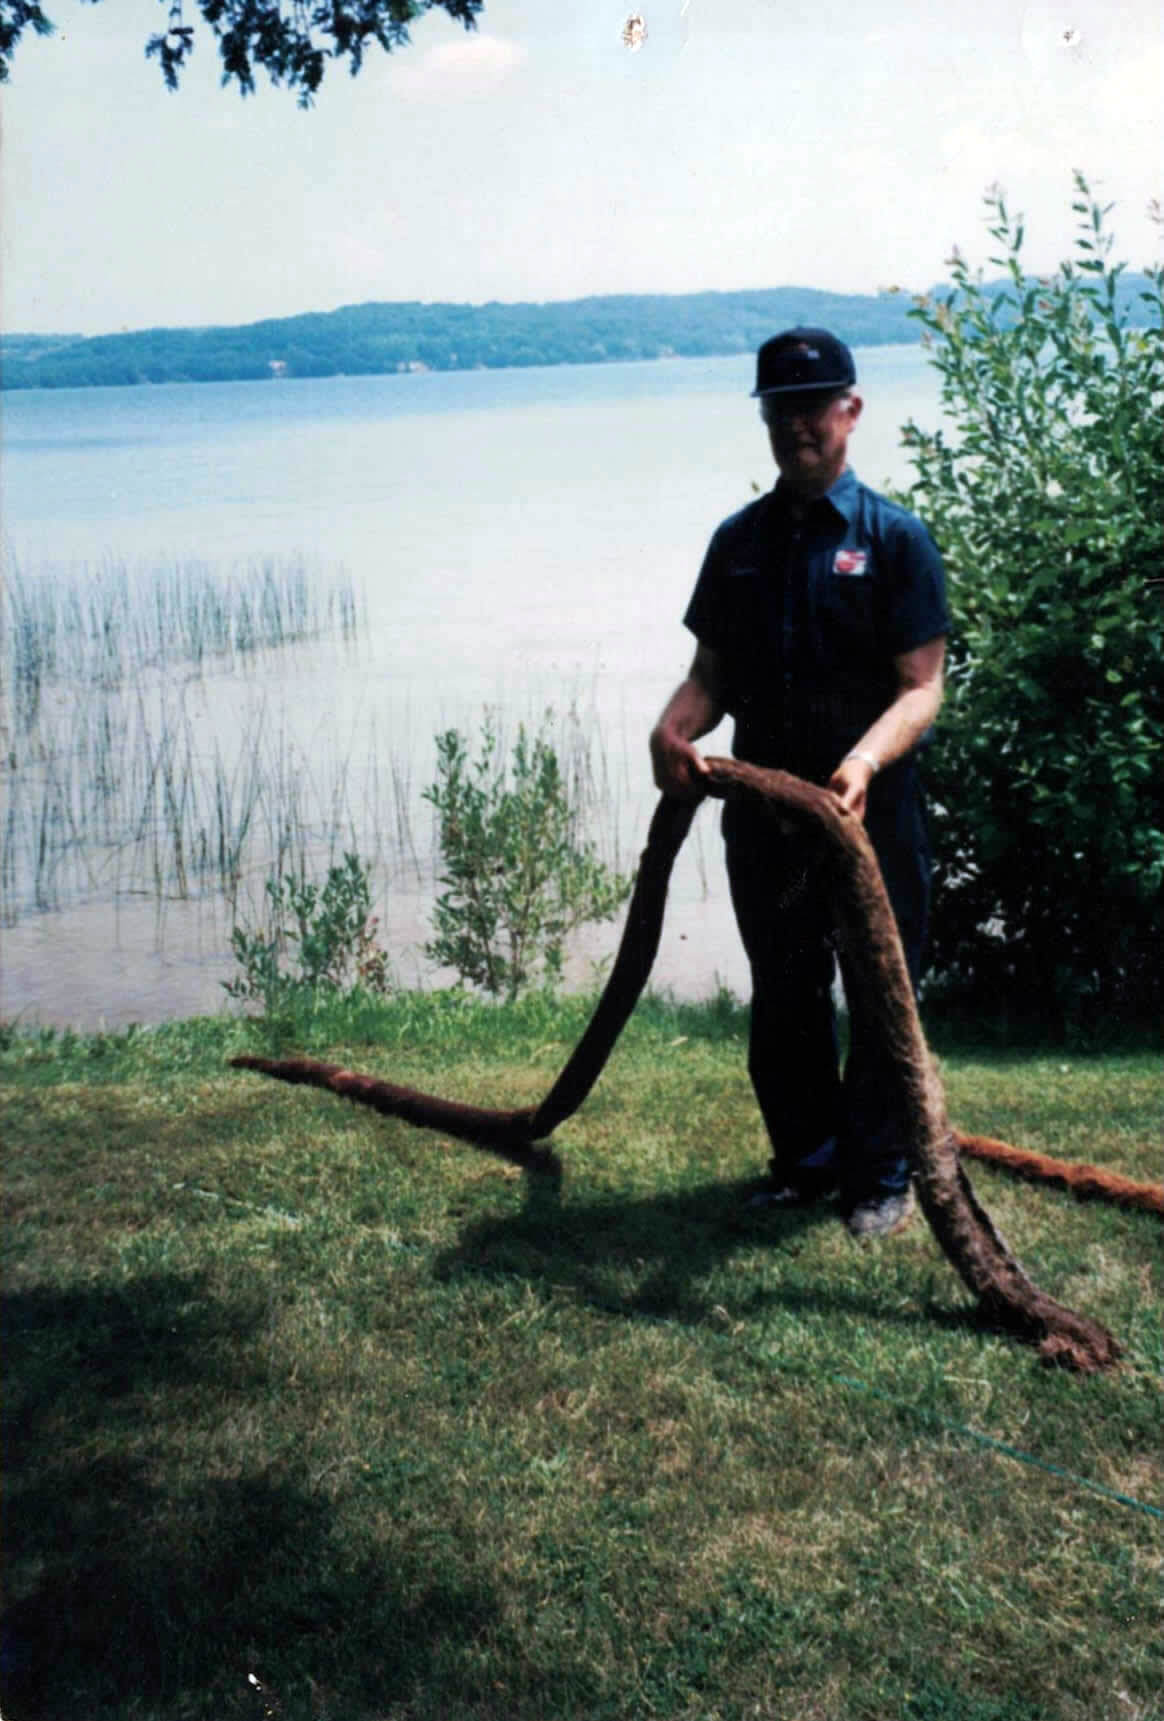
[2, 685, 402, 923]
[1, 559, 631, 943]
[2, 557, 370, 924]
[1, 554, 362, 732]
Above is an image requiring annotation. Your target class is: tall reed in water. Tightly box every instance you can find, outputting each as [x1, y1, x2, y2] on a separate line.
[2, 553, 363, 728]
[1, 559, 629, 948]
[1, 556, 369, 922]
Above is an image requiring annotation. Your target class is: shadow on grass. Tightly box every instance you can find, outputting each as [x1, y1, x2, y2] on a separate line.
[0, 1273, 517, 1721]
[437, 1167, 979, 1340]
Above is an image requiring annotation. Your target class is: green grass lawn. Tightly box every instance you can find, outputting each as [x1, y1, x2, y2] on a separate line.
[2, 994, 1161, 1721]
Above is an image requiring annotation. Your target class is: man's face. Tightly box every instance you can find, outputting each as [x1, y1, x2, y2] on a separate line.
[761, 389, 862, 492]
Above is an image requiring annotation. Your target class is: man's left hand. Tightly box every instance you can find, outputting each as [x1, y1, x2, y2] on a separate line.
[828, 755, 876, 822]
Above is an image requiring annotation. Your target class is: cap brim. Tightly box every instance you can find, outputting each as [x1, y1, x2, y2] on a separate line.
[751, 381, 853, 398]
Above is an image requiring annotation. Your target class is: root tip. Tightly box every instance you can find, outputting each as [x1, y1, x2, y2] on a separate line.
[1037, 1329, 1123, 1374]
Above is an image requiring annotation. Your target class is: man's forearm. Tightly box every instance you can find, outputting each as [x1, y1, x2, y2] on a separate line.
[850, 681, 943, 775]
[655, 673, 723, 745]
[829, 635, 945, 820]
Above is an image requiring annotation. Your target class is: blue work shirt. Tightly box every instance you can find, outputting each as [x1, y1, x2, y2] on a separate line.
[684, 467, 949, 781]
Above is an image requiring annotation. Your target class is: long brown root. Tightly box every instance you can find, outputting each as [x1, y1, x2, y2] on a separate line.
[230, 764, 1133, 1371]
[229, 1054, 551, 1169]
[701, 762, 1123, 1373]
[955, 1132, 1162, 1215]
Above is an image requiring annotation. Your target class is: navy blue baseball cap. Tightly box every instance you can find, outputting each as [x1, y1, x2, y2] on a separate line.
[751, 327, 856, 397]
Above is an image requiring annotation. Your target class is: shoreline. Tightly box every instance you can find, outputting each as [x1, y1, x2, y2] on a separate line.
[0, 861, 751, 1034]
[4, 268, 1155, 394]
[0, 335, 925, 395]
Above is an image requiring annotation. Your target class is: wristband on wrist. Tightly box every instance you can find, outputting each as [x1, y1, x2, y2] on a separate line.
[844, 749, 880, 775]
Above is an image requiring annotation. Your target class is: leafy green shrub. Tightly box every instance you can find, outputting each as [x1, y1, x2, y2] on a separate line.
[224, 851, 391, 1016]
[899, 177, 1163, 1024]
[423, 713, 632, 1000]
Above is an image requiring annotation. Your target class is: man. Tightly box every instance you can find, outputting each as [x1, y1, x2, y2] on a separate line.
[650, 328, 949, 1238]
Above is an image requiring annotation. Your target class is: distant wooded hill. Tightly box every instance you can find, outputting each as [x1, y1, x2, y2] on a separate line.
[2, 277, 1155, 391]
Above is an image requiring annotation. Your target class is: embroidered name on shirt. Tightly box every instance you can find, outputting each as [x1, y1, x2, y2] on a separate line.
[833, 550, 868, 576]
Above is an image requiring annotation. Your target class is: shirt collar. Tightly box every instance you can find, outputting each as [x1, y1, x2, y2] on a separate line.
[772, 467, 859, 523]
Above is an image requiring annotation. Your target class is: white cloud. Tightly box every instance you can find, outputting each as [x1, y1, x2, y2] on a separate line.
[383, 34, 529, 100]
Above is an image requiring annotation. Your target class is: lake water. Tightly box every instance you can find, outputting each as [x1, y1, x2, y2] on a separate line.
[1, 346, 941, 1027]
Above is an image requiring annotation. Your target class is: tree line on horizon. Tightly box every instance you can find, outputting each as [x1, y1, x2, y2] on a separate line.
[3, 276, 1154, 391]
[0, 286, 918, 390]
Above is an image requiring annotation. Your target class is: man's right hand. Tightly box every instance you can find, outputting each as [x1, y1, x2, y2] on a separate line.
[650, 646, 725, 800]
[650, 724, 711, 801]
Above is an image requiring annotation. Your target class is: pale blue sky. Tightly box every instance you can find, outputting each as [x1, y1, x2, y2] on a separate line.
[2, 0, 1160, 334]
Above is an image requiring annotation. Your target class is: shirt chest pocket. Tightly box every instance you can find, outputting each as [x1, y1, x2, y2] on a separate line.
[718, 565, 783, 696]
[815, 565, 878, 663]
[721, 565, 774, 644]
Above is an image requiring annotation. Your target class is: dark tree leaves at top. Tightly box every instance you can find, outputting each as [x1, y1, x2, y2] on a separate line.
[0, 0, 483, 99]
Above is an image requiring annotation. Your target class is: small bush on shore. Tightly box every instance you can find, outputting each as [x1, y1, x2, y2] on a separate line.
[225, 851, 391, 1003]
[424, 712, 632, 1001]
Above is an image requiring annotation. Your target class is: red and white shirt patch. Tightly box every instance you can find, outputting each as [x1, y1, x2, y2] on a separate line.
[833, 550, 869, 576]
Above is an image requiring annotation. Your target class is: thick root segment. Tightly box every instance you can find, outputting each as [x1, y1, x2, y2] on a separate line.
[229, 1056, 555, 1172]
[915, 1148, 1123, 1372]
[956, 1133, 1163, 1215]
[231, 763, 1128, 1371]
[700, 760, 1122, 1372]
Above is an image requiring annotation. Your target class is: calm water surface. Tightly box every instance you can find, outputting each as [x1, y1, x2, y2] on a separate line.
[2, 347, 940, 1026]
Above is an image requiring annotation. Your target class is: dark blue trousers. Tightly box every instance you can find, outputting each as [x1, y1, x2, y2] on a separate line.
[723, 759, 931, 1205]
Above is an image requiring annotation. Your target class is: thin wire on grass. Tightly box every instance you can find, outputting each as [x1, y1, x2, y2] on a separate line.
[622, 1308, 1163, 1524]
[758, 1351, 1164, 1523]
